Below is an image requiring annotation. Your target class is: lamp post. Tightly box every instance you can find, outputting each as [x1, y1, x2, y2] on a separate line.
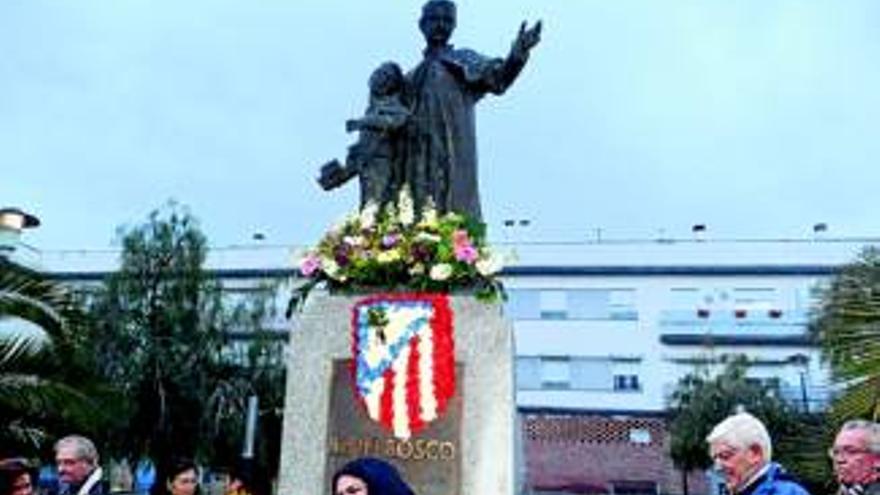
[0, 207, 40, 257]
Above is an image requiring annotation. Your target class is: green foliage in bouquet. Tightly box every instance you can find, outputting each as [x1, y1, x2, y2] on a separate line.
[289, 190, 506, 312]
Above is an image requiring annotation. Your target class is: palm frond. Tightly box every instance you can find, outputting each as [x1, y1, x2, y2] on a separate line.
[813, 246, 880, 430]
[0, 260, 83, 341]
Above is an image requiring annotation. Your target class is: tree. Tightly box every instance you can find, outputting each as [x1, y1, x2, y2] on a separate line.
[667, 356, 824, 495]
[84, 203, 286, 482]
[0, 257, 98, 455]
[86, 204, 225, 462]
[812, 246, 880, 421]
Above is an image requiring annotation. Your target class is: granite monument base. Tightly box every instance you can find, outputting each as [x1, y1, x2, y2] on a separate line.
[277, 292, 516, 495]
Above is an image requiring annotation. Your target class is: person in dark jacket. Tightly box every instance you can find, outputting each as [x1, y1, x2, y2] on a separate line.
[331, 458, 415, 495]
[831, 420, 880, 495]
[55, 436, 105, 495]
[707, 411, 811, 495]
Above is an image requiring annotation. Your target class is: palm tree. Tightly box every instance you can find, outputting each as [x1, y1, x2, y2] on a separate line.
[0, 257, 95, 454]
[812, 246, 880, 421]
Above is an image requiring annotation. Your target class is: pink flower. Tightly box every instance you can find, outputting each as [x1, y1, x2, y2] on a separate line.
[452, 229, 478, 263]
[299, 254, 321, 277]
[452, 230, 470, 246]
[454, 244, 478, 264]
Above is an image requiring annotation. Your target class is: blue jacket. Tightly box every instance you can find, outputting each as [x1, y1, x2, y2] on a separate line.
[740, 463, 812, 495]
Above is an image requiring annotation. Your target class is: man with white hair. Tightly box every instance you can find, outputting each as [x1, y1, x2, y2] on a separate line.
[55, 435, 105, 495]
[831, 420, 880, 495]
[706, 411, 810, 495]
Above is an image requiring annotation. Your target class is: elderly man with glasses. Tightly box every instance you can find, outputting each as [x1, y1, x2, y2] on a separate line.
[831, 420, 880, 495]
[707, 411, 811, 495]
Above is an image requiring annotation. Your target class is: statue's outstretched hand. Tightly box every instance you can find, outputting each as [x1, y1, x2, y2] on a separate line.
[513, 20, 542, 56]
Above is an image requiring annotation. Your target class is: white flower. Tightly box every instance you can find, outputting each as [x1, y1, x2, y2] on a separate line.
[418, 198, 439, 227]
[359, 201, 379, 229]
[343, 235, 364, 247]
[321, 257, 341, 279]
[409, 263, 426, 275]
[415, 232, 441, 243]
[429, 263, 453, 281]
[376, 250, 401, 264]
[476, 252, 504, 276]
[397, 186, 415, 226]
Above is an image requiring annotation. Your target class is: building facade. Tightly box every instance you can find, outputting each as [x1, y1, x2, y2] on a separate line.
[25, 237, 873, 495]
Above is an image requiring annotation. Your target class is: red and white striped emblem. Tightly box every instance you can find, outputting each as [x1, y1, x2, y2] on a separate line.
[351, 293, 455, 439]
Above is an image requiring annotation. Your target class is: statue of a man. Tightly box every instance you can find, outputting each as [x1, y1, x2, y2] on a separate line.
[403, 0, 541, 222]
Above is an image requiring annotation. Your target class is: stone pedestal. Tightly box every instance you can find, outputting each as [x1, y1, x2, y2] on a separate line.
[277, 291, 516, 495]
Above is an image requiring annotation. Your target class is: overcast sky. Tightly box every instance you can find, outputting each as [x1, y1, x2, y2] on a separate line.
[2, 0, 879, 251]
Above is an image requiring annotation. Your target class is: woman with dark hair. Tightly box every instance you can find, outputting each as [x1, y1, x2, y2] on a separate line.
[0, 458, 36, 495]
[331, 458, 415, 495]
[153, 460, 199, 495]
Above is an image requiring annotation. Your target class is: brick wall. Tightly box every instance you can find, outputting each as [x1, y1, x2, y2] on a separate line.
[521, 413, 710, 495]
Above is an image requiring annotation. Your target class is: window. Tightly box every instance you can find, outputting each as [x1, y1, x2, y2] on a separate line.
[540, 356, 571, 389]
[516, 356, 615, 391]
[608, 289, 637, 320]
[505, 289, 540, 318]
[613, 374, 640, 391]
[539, 290, 568, 320]
[515, 357, 541, 389]
[567, 289, 637, 320]
[612, 359, 642, 392]
[506, 288, 638, 320]
[628, 428, 651, 445]
[570, 358, 613, 390]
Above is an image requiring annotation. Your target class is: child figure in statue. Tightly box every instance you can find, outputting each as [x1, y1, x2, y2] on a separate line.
[318, 61, 410, 209]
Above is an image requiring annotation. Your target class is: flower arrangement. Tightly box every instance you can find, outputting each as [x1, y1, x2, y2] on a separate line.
[291, 188, 506, 309]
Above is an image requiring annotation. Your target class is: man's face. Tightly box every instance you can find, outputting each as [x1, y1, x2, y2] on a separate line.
[56, 446, 93, 485]
[831, 428, 880, 485]
[419, 3, 455, 46]
[710, 440, 765, 493]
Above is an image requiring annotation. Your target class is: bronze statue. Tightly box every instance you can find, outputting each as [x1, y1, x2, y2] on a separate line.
[318, 62, 410, 209]
[316, 0, 541, 222]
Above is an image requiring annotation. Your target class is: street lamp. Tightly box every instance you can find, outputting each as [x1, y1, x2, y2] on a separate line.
[0, 207, 40, 231]
[0, 207, 40, 256]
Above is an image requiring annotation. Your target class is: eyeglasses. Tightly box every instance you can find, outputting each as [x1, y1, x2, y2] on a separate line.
[828, 447, 872, 458]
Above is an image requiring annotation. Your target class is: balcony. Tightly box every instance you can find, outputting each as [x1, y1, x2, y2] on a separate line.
[658, 308, 813, 346]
